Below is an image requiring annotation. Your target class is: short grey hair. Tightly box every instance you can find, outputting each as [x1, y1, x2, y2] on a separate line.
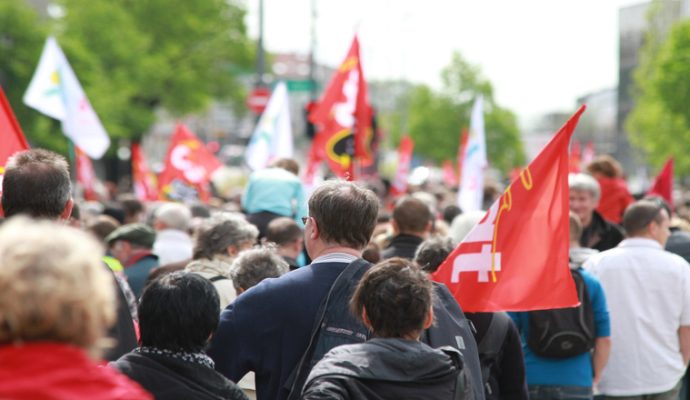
[414, 236, 455, 273]
[192, 213, 258, 260]
[231, 247, 289, 291]
[154, 202, 192, 231]
[568, 173, 601, 202]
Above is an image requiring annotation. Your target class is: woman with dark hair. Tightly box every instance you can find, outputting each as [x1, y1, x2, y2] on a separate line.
[111, 272, 248, 400]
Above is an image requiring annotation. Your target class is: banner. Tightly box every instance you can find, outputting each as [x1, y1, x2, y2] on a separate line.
[433, 106, 585, 312]
[0, 87, 30, 183]
[158, 124, 222, 203]
[75, 146, 98, 201]
[131, 143, 158, 201]
[308, 35, 372, 178]
[390, 136, 414, 196]
[245, 81, 293, 170]
[647, 158, 674, 206]
[23, 37, 110, 159]
[457, 96, 487, 212]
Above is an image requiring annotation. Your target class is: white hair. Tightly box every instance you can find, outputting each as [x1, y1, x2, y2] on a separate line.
[154, 202, 192, 231]
[568, 173, 601, 202]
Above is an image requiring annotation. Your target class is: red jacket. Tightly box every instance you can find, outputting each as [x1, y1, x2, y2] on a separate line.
[0, 342, 152, 400]
[595, 177, 633, 224]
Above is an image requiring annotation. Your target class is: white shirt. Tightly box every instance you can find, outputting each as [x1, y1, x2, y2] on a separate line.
[153, 229, 193, 266]
[584, 238, 690, 395]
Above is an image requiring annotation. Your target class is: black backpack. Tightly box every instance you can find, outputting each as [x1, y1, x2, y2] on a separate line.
[476, 312, 511, 398]
[527, 268, 595, 358]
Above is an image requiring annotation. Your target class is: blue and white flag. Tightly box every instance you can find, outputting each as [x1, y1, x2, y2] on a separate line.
[245, 81, 293, 170]
[458, 96, 487, 212]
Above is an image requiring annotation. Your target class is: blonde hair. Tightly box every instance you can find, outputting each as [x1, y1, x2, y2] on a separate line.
[0, 217, 115, 356]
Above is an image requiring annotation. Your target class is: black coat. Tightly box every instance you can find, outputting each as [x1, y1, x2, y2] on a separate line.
[111, 351, 248, 400]
[381, 234, 424, 260]
[302, 338, 466, 400]
[580, 211, 624, 252]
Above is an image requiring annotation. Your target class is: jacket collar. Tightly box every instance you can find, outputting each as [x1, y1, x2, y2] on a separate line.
[618, 237, 662, 249]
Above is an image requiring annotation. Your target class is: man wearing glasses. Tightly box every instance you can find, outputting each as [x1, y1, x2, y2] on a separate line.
[584, 199, 690, 399]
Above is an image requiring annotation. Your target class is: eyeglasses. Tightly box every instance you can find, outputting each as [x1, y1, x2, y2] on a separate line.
[301, 216, 309, 225]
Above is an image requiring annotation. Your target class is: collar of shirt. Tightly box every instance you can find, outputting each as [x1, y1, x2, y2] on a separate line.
[311, 252, 358, 265]
[618, 237, 662, 249]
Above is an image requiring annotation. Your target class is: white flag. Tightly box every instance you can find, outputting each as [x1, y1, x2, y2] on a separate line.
[458, 96, 487, 212]
[23, 37, 110, 159]
[245, 81, 293, 170]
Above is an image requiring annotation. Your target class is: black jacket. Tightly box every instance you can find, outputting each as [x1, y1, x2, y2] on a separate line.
[580, 211, 624, 252]
[381, 234, 424, 260]
[104, 266, 138, 361]
[302, 338, 467, 400]
[112, 351, 248, 400]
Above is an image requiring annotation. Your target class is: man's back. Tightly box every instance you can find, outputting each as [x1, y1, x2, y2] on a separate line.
[207, 260, 354, 400]
[585, 238, 690, 395]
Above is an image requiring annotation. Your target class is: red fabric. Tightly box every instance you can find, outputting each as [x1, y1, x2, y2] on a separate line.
[432, 106, 585, 312]
[309, 35, 372, 178]
[0, 342, 151, 399]
[647, 158, 674, 207]
[75, 146, 98, 201]
[442, 160, 458, 187]
[131, 143, 158, 201]
[390, 136, 414, 196]
[569, 140, 581, 173]
[582, 140, 595, 166]
[0, 87, 30, 184]
[158, 124, 222, 202]
[595, 177, 634, 224]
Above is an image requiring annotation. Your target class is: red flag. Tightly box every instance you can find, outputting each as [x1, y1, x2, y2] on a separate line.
[647, 158, 674, 206]
[75, 147, 98, 200]
[582, 140, 595, 166]
[456, 128, 469, 185]
[309, 35, 372, 178]
[569, 140, 581, 173]
[432, 106, 586, 312]
[158, 124, 222, 203]
[390, 136, 414, 196]
[442, 160, 458, 187]
[131, 143, 158, 201]
[0, 87, 30, 180]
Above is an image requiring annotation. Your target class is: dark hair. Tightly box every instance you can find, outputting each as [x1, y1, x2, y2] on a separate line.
[266, 217, 302, 246]
[138, 272, 220, 352]
[351, 257, 433, 338]
[2, 149, 71, 218]
[586, 155, 623, 178]
[622, 199, 667, 236]
[442, 205, 462, 225]
[193, 213, 258, 260]
[118, 195, 144, 220]
[230, 247, 288, 291]
[362, 242, 381, 264]
[87, 215, 121, 243]
[190, 203, 211, 219]
[308, 181, 379, 249]
[414, 237, 454, 273]
[392, 196, 432, 233]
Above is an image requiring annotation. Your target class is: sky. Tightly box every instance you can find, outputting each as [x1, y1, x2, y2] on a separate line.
[245, 0, 645, 125]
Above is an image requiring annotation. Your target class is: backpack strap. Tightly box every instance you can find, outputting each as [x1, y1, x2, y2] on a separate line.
[285, 259, 371, 399]
[207, 275, 228, 283]
[477, 312, 510, 395]
[440, 346, 469, 400]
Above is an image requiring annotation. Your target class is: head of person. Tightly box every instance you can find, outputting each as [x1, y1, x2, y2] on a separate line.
[569, 211, 584, 247]
[442, 205, 462, 225]
[391, 196, 433, 237]
[0, 217, 115, 356]
[106, 223, 156, 264]
[568, 173, 601, 227]
[1, 149, 73, 220]
[265, 217, 303, 258]
[270, 158, 300, 176]
[230, 247, 289, 293]
[305, 181, 379, 257]
[138, 271, 219, 353]
[87, 214, 121, 243]
[192, 213, 258, 260]
[119, 195, 145, 224]
[153, 202, 192, 233]
[351, 257, 434, 340]
[414, 236, 455, 273]
[585, 155, 623, 179]
[622, 198, 672, 246]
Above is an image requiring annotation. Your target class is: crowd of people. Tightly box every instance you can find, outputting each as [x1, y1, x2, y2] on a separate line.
[0, 148, 689, 400]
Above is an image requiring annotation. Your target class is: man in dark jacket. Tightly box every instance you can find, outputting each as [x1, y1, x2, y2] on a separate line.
[302, 258, 469, 399]
[111, 272, 248, 400]
[569, 173, 624, 251]
[382, 195, 432, 260]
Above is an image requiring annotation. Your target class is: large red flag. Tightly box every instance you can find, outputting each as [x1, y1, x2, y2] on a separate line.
[647, 158, 674, 206]
[309, 35, 372, 178]
[75, 146, 98, 200]
[432, 106, 586, 312]
[131, 143, 158, 201]
[390, 136, 414, 196]
[158, 124, 222, 203]
[0, 87, 30, 177]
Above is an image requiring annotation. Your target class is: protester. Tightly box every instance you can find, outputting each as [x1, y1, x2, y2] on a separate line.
[584, 199, 690, 398]
[120, 194, 146, 224]
[111, 272, 248, 400]
[208, 180, 379, 400]
[511, 212, 610, 399]
[585, 155, 634, 224]
[414, 236, 528, 400]
[265, 217, 304, 270]
[152, 202, 194, 266]
[185, 212, 258, 309]
[382, 195, 433, 260]
[107, 223, 159, 299]
[1, 148, 137, 361]
[302, 257, 470, 399]
[0, 218, 151, 399]
[569, 173, 624, 251]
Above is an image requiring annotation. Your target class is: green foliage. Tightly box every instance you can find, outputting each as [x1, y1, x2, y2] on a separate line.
[0, 0, 254, 154]
[404, 52, 525, 173]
